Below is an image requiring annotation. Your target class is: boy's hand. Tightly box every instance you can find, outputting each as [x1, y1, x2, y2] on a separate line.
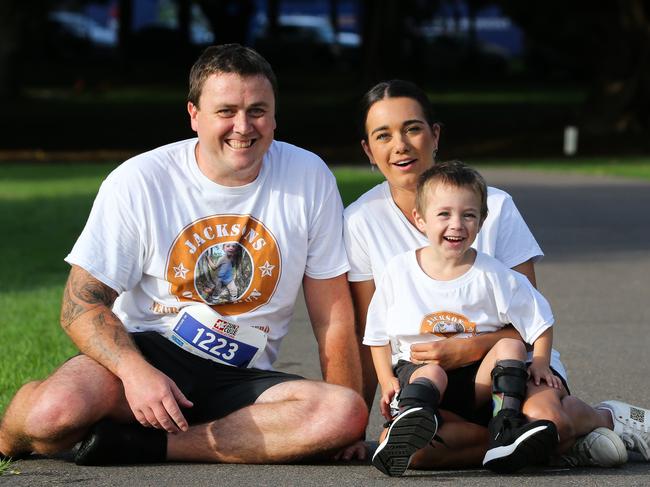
[379, 377, 401, 420]
[528, 359, 562, 389]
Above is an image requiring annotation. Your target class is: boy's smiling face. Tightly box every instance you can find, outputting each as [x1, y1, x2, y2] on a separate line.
[414, 182, 482, 259]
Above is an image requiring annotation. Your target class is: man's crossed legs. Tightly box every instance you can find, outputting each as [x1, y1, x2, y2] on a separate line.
[0, 333, 367, 464]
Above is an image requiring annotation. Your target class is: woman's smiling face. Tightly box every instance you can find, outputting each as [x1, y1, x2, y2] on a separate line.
[362, 97, 440, 192]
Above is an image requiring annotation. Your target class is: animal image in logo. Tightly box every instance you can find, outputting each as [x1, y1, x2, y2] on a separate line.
[166, 214, 281, 315]
[420, 311, 477, 338]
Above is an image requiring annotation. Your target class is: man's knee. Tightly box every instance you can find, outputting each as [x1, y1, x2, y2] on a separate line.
[22, 375, 122, 442]
[523, 396, 575, 443]
[316, 386, 368, 444]
[23, 386, 93, 440]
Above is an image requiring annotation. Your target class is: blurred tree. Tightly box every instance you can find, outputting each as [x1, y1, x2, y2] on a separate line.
[500, 0, 650, 134]
[118, 0, 134, 70]
[0, 2, 45, 99]
[195, 0, 254, 45]
[360, 0, 439, 83]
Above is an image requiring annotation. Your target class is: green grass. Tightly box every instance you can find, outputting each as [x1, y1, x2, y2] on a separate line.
[475, 157, 650, 180]
[1, 158, 649, 413]
[0, 457, 13, 475]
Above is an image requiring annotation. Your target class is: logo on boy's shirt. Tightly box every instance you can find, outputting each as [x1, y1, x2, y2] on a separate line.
[165, 214, 281, 316]
[420, 311, 477, 338]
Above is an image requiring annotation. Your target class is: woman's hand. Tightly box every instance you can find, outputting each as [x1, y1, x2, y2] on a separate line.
[410, 338, 470, 370]
[528, 358, 562, 389]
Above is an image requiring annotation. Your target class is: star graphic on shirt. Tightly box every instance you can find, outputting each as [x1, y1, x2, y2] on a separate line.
[173, 262, 189, 279]
[258, 261, 275, 277]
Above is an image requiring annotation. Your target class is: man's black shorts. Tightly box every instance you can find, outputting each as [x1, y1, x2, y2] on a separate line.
[132, 331, 303, 425]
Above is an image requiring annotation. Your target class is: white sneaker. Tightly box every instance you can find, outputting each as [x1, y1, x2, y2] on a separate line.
[560, 427, 627, 467]
[595, 400, 650, 460]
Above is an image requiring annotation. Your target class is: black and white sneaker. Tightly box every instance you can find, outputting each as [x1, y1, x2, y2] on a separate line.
[372, 407, 438, 477]
[483, 409, 558, 473]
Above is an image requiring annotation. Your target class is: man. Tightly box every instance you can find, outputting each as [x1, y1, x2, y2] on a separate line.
[0, 44, 367, 465]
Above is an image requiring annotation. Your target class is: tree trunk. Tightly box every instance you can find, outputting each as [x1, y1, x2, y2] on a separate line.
[118, 0, 134, 72]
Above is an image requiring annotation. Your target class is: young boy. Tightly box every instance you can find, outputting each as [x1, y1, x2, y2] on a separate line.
[364, 160, 562, 476]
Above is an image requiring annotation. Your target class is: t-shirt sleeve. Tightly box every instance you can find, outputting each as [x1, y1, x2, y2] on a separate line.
[304, 169, 350, 279]
[363, 271, 391, 346]
[495, 194, 544, 268]
[503, 276, 554, 345]
[343, 209, 373, 282]
[65, 175, 145, 293]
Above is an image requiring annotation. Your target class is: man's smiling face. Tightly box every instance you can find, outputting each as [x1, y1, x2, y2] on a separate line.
[188, 72, 276, 186]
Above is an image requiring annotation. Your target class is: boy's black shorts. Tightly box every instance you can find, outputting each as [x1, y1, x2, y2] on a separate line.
[132, 331, 303, 425]
[394, 359, 570, 427]
[394, 359, 492, 426]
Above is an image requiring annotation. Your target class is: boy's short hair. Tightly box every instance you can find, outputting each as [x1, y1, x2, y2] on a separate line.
[188, 43, 278, 107]
[415, 160, 489, 222]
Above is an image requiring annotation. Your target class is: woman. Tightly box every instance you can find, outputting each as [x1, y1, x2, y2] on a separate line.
[343, 80, 635, 469]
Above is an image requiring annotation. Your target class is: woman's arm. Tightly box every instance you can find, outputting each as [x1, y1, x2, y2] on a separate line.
[350, 279, 379, 410]
[512, 258, 537, 288]
[410, 326, 524, 370]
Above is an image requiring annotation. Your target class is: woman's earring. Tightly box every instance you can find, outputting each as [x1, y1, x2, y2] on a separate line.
[433, 148, 438, 161]
[370, 163, 376, 172]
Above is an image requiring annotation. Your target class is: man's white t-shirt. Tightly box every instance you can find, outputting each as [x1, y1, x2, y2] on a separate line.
[66, 138, 349, 370]
[364, 250, 565, 380]
[344, 181, 543, 283]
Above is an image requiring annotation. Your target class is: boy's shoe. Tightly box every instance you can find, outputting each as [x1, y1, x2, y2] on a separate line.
[372, 407, 438, 477]
[558, 427, 627, 467]
[483, 409, 558, 473]
[595, 400, 650, 460]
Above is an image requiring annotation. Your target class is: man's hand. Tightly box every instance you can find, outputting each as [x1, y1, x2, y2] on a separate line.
[121, 362, 193, 433]
[410, 338, 471, 370]
[333, 440, 368, 461]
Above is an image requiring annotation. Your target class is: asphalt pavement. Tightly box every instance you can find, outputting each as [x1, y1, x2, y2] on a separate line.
[2, 168, 650, 486]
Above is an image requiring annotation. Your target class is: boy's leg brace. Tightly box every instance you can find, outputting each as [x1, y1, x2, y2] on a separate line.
[491, 359, 528, 414]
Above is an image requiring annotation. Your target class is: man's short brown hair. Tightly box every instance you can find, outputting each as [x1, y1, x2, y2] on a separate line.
[188, 43, 278, 108]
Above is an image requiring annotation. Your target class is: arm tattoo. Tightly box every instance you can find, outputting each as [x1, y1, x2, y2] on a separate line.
[60, 268, 118, 330]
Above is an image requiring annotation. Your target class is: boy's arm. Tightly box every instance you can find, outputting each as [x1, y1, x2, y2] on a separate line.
[529, 327, 562, 388]
[370, 345, 400, 419]
[410, 325, 523, 370]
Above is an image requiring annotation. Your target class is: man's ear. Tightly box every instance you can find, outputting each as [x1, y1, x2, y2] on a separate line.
[188, 102, 199, 132]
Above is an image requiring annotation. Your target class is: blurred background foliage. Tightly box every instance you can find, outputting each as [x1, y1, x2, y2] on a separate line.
[0, 0, 649, 162]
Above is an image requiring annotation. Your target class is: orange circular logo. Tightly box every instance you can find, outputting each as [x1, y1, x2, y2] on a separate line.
[420, 311, 476, 338]
[166, 215, 281, 315]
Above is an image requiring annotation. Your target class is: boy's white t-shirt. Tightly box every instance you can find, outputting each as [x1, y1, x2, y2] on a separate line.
[65, 138, 349, 371]
[344, 181, 543, 283]
[364, 250, 564, 379]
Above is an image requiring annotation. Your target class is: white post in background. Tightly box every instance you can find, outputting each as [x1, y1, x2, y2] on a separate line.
[564, 126, 578, 156]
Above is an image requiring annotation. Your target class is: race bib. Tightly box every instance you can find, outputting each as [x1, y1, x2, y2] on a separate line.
[165, 304, 267, 368]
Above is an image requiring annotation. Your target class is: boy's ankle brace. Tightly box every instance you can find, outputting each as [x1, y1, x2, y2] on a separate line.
[398, 377, 441, 411]
[491, 359, 528, 412]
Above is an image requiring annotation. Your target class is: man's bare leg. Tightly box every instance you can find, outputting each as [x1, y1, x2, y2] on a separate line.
[523, 383, 613, 453]
[0, 355, 130, 457]
[167, 380, 367, 463]
[409, 411, 489, 469]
